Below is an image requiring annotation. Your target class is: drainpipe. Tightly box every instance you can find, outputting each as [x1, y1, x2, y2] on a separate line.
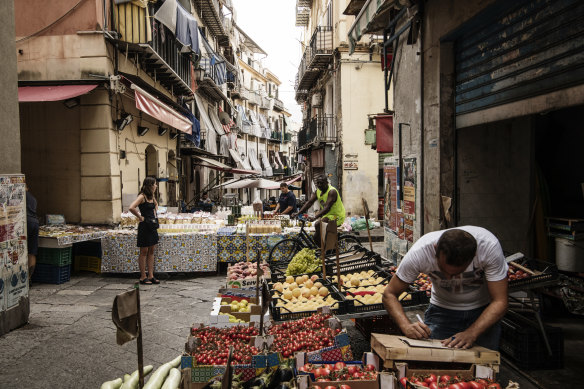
[418, 3, 425, 235]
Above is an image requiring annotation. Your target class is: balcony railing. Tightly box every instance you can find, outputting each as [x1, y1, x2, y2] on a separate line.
[298, 114, 337, 149]
[193, 0, 228, 45]
[308, 26, 333, 68]
[260, 97, 273, 110]
[274, 98, 285, 111]
[248, 91, 263, 106]
[109, 1, 192, 95]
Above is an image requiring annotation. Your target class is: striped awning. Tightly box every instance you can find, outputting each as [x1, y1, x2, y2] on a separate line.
[348, 0, 397, 54]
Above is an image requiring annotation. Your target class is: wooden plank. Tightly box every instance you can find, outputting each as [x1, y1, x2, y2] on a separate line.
[371, 334, 500, 366]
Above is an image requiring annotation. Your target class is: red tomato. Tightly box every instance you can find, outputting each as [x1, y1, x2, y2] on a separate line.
[334, 362, 346, 371]
[425, 374, 438, 384]
[468, 382, 485, 389]
[314, 368, 331, 378]
[418, 383, 429, 387]
[487, 384, 501, 389]
[365, 364, 377, 371]
[347, 365, 359, 375]
[429, 383, 439, 389]
[324, 386, 337, 389]
[476, 379, 489, 386]
[352, 372, 363, 379]
[458, 382, 472, 389]
[440, 375, 452, 383]
[339, 386, 352, 389]
[400, 377, 409, 388]
[448, 384, 463, 389]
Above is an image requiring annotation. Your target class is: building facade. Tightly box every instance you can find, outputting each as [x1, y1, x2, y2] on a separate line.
[295, 0, 390, 218]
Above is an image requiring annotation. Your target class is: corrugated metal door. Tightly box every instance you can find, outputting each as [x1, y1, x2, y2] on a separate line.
[454, 0, 584, 116]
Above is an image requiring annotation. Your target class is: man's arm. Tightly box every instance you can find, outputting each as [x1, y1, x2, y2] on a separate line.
[442, 278, 508, 349]
[383, 276, 431, 339]
[314, 189, 337, 219]
[274, 203, 281, 213]
[293, 193, 317, 217]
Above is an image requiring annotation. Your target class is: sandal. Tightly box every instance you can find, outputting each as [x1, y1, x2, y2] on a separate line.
[149, 278, 160, 284]
[139, 278, 152, 285]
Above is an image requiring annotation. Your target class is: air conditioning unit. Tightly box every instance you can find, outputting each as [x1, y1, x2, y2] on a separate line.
[311, 93, 322, 107]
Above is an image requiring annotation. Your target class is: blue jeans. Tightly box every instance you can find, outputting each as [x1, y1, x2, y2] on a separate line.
[424, 303, 501, 350]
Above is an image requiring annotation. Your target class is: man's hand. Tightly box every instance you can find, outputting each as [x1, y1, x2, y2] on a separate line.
[441, 330, 477, 349]
[402, 322, 431, 340]
[291, 212, 299, 219]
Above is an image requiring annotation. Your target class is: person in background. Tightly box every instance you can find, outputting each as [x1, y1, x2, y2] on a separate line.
[129, 177, 160, 285]
[292, 175, 346, 242]
[201, 192, 212, 204]
[26, 185, 39, 283]
[274, 182, 297, 215]
[382, 227, 508, 350]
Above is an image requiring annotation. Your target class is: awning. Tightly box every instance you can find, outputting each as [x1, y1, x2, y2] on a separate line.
[18, 84, 97, 102]
[265, 174, 302, 190]
[376, 114, 394, 153]
[348, 0, 397, 54]
[194, 93, 224, 136]
[131, 84, 192, 134]
[194, 155, 260, 175]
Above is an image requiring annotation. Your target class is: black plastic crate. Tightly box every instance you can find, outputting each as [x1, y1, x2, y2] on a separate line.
[32, 263, 71, 285]
[355, 315, 402, 340]
[499, 313, 563, 370]
[269, 290, 351, 321]
[508, 259, 559, 291]
[345, 287, 427, 314]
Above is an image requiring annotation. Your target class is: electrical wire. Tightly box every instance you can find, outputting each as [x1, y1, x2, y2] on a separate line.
[16, 0, 88, 43]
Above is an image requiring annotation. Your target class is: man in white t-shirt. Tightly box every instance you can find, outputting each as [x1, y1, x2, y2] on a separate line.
[382, 226, 508, 350]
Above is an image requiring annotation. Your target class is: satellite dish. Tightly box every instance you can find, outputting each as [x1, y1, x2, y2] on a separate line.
[219, 111, 231, 125]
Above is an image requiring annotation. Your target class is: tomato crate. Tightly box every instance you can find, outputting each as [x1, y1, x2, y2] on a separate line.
[270, 291, 352, 322]
[508, 258, 559, 291]
[32, 263, 71, 284]
[355, 315, 402, 340]
[73, 255, 101, 274]
[499, 313, 564, 370]
[37, 247, 72, 267]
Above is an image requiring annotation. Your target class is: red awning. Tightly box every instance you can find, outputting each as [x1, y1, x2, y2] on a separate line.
[194, 155, 260, 175]
[376, 115, 393, 153]
[131, 84, 193, 134]
[18, 85, 97, 102]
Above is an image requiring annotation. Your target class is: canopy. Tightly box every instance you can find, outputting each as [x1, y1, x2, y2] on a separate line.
[132, 84, 192, 134]
[221, 178, 283, 189]
[265, 174, 302, 190]
[194, 155, 260, 175]
[348, 0, 397, 54]
[18, 84, 97, 102]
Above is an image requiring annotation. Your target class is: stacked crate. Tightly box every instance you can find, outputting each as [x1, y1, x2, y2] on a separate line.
[32, 247, 72, 284]
[73, 241, 102, 274]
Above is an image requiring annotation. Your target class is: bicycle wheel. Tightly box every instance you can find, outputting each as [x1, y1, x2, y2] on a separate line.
[337, 234, 362, 253]
[268, 238, 302, 265]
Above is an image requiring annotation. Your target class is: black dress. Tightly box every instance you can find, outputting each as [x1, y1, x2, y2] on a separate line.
[137, 200, 159, 247]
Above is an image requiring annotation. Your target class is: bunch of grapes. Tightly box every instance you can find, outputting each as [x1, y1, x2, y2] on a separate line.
[285, 248, 320, 276]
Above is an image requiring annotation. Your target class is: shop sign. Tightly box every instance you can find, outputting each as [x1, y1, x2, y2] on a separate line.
[343, 160, 358, 170]
[403, 157, 416, 218]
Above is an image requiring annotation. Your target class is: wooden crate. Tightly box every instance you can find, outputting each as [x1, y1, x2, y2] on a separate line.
[370, 334, 500, 369]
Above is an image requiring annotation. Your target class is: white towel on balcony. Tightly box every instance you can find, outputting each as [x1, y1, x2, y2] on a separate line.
[153, 0, 177, 34]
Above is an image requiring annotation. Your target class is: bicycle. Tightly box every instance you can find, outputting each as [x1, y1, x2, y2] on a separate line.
[268, 215, 362, 265]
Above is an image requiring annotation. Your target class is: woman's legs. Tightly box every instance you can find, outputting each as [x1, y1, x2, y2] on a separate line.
[146, 245, 157, 279]
[138, 247, 149, 280]
[28, 254, 36, 281]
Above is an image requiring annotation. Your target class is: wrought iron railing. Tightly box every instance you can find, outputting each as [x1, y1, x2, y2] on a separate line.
[309, 26, 333, 57]
[274, 98, 284, 110]
[298, 114, 336, 148]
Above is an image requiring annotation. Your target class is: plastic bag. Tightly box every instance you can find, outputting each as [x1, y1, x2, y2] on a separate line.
[351, 218, 375, 231]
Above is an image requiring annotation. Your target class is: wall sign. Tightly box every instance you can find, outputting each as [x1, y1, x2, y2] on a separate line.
[343, 160, 358, 170]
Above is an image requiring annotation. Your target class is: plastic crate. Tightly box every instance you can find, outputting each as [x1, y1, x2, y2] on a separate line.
[37, 247, 72, 267]
[72, 240, 102, 258]
[346, 287, 428, 314]
[270, 290, 351, 321]
[499, 313, 563, 370]
[74, 255, 101, 274]
[508, 258, 559, 291]
[32, 263, 71, 284]
[355, 315, 402, 340]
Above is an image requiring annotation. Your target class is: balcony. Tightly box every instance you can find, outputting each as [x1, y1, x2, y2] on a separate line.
[295, 0, 311, 27]
[248, 91, 263, 106]
[273, 98, 285, 111]
[193, 0, 229, 46]
[295, 48, 320, 102]
[260, 97, 273, 110]
[298, 114, 337, 150]
[109, 1, 192, 95]
[308, 26, 333, 69]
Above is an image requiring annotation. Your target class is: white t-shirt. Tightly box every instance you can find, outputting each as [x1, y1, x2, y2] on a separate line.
[396, 226, 508, 310]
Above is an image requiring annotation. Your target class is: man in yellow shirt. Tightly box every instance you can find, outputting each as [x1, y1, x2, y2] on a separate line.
[293, 175, 346, 241]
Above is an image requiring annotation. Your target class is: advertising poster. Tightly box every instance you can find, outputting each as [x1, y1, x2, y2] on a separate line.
[384, 162, 399, 232]
[403, 158, 416, 218]
[404, 218, 414, 242]
[0, 175, 28, 313]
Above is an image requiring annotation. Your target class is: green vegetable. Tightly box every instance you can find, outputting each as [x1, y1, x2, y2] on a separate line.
[143, 356, 182, 389]
[123, 374, 131, 382]
[160, 368, 181, 389]
[285, 248, 319, 276]
[100, 377, 122, 389]
[120, 365, 154, 389]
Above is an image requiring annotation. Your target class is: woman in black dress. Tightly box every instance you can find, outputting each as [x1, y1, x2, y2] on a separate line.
[129, 177, 160, 284]
[26, 185, 39, 282]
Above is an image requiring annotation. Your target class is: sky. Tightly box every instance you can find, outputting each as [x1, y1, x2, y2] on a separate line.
[231, 0, 303, 125]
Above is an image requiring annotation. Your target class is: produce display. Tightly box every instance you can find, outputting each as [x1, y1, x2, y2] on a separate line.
[99, 355, 181, 389]
[299, 361, 378, 382]
[285, 248, 320, 276]
[399, 374, 501, 389]
[190, 325, 259, 365]
[267, 314, 341, 357]
[387, 265, 433, 296]
[507, 265, 530, 281]
[228, 261, 271, 281]
[272, 275, 342, 313]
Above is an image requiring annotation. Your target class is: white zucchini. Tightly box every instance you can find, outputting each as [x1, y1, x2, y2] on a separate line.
[143, 356, 182, 389]
[123, 374, 131, 382]
[100, 377, 122, 389]
[160, 368, 181, 389]
[120, 365, 154, 389]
